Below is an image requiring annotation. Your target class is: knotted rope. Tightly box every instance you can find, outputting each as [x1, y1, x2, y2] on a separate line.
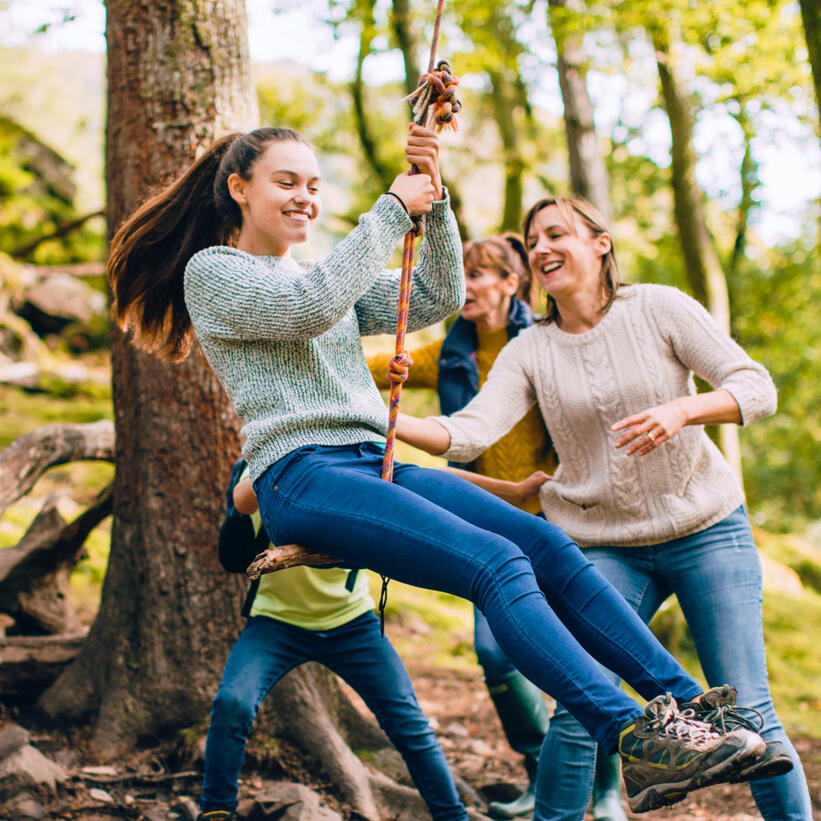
[248, 1, 461, 619]
[382, 5, 460, 483]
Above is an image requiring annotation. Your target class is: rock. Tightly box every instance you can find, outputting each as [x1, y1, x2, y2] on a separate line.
[171, 795, 199, 820]
[467, 739, 492, 756]
[142, 804, 172, 821]
[243, 782, 341, 821]
[0, 744, 66, 802]
[88, 787, 113, 802]
[760, 552, 804, 596]
[0, 362, 40, 388]
[15, 272, 105, 336]
[0, 790, 48, 819]
[0, 724, 30, 760]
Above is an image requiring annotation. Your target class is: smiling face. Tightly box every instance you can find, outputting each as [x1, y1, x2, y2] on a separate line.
[229, 140, 321, 256]
[525, 204, 610, 302]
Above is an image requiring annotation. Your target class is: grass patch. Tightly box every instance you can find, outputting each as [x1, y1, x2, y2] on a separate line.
[0, 382, 112, 450]
[649, 589, 821, 737]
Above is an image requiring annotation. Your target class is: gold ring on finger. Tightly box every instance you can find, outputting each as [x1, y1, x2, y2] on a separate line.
[647, 432, 655, 443]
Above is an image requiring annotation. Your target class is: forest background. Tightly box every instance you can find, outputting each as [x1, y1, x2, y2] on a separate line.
[0, 0, 820, 818]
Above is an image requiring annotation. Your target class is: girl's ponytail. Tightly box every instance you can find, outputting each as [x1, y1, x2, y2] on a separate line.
[107, 126, 311, 361]
[107, 132, 241, 361]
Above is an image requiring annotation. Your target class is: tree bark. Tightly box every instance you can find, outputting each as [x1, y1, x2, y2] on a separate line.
[654, 32, 741, 476]
[39, 0, 256, 752]
[799, 0, 821, 132]
[547, 0, 612, 222]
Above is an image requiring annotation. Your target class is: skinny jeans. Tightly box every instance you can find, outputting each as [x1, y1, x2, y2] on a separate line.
[254, 443, 702, 753]
[200, 610, 466, 818]
[533, 506, 813, 821]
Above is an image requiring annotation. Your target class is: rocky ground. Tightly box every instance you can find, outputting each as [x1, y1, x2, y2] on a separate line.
[1, 653, 818, 821]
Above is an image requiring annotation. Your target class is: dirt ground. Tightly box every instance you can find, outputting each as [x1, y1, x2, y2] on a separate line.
[354, 660, 821, 821]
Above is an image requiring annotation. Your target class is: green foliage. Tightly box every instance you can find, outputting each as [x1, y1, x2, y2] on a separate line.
[650, 586, 821, 736]
[730, 230, 821, 527]
[0, 114, 104, 263]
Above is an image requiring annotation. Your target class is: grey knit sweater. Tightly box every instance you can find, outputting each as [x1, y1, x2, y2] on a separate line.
[435, 284, 777, 547]
[184, 193, 464, 482]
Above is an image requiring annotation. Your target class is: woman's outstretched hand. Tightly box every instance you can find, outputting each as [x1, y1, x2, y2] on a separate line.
[612, 391, 743, 456]
[389, 170, 436, 216]
[612, 399, 689, 456]
[405, 123, 443, 199]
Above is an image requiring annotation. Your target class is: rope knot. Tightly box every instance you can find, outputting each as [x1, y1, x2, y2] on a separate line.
[402, 60, 461, 133]
[387, 351, 413, 384]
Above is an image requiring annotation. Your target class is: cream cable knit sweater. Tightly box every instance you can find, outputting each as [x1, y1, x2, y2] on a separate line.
[435, 284, 777, 547]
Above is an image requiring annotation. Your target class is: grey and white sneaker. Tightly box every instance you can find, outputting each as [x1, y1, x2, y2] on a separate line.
[618, 692, 765, 813]
[679, 685, 793, 783]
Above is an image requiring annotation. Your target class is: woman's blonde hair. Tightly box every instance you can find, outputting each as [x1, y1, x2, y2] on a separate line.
[522, 196, 622, 324]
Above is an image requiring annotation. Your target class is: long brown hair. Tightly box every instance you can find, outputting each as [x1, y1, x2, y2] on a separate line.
[107, 126, 312, 361]
[462, 232, 537, 310]
[522, 196, 622, 325]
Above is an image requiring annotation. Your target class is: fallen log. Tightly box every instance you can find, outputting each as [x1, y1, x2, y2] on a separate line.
[0, 484, 113, 634]
[0, 420, 114, 516]
[0, 632, 87, 699]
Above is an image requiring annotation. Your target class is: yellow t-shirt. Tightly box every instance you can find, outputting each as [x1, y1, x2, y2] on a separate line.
[242, 475, 375, 630]
[367, 331, 557, 515]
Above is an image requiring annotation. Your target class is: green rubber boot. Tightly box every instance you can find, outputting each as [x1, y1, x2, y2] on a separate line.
[591, 749, 627, 821]
[485, 670, 550, 819]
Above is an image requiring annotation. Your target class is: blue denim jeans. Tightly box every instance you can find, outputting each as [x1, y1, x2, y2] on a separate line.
[254, 443, 702, 753]
[200, 610, 467, 818]
[533, 506, 813, 821]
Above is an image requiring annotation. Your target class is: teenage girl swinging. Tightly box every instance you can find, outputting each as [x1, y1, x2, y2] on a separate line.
[107, 122, 768, 815]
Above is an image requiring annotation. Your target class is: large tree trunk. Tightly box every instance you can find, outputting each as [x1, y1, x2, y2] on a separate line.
[547, 0, 612, 222]
[799, 0, 821, 133]
[654, 32, 741, 476]
[38, 0, 256, 752]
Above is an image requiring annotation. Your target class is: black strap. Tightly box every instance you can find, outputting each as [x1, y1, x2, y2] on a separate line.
[378, 574, 390, 636]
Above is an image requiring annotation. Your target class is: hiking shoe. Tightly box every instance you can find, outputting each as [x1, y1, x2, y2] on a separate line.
[679, 685, 793, 782]
[729, 740, 794, 782]
[197, 812, 234, 821]
[618, 692, 765, 814]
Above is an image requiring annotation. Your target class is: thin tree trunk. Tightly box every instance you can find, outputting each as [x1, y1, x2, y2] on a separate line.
[351, 0, 394, 189]
[489, 71, 525, 232]
[654, 32, 741, 476]
[39, 0, 256, 752]
[547, 0, 612, 222]
[799, 0, 821, 132]
[728, 108, 758, 279]
[391, 0, 419, 98]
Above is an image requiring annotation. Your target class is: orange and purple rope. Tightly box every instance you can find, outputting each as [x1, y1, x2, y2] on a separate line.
[380, 1, 460, 483]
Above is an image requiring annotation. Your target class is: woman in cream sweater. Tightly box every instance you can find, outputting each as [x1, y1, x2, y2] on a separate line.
[397, 196, 810, 821]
